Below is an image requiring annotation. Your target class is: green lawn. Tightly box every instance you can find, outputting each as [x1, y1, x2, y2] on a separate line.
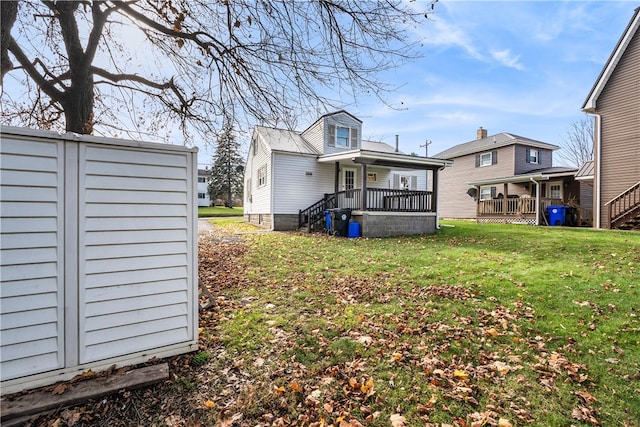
[202, 220, 639, 426]
[197, 206, 243, 217]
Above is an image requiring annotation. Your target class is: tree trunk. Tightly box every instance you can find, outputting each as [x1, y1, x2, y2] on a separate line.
[63, 74, 94, 134]
[1, 1, 18, 81]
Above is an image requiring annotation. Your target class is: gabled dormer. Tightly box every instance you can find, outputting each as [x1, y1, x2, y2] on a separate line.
[301, 110, 362, 154]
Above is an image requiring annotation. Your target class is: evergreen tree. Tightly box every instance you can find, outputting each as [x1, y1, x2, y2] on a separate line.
[209, 123, 244, 208]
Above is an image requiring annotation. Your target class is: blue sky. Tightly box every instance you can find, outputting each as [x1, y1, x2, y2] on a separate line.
[321, 0, 637, 165]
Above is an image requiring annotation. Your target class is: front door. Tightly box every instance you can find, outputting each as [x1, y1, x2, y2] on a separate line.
[343, 168, 356, 198]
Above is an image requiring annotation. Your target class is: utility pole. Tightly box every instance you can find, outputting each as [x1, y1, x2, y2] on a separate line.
[420, 140, 432, 191]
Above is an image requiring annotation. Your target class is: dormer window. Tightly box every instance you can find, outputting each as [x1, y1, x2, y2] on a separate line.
[526, 148, 539, 164]
[327, 123, 359, 149]
[336, 127, 350, 148]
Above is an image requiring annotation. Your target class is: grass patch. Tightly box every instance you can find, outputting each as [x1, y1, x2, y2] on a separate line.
[198, 206, 243, 217]
[210, 221, 639, 426]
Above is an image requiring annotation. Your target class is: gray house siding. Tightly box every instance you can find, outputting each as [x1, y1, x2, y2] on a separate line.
[597, 26, 640, 228]
[513, 145, 554, 174]
[439, 146, 518, 219]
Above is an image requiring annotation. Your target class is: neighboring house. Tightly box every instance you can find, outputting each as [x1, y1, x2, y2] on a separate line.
[582, 7, 640, 230]
[433, 128, 587, 225]
[243, 111, 452, 237]
[197, 168, 211, 207]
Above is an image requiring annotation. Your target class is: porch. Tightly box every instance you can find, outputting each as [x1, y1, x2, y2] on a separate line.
[299, 188, 434, 233]
[476, 197, 561, 225]
[468, 169, 592, 226]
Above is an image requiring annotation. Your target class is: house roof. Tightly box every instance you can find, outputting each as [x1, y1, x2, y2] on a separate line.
[575, 160, 595, 180]
[582, 7, 640, 112]
[433, 132, 559, 160]
[301, 110, 362, 135]
[362, 139, 400, 154]
[255, 126, 319, 155]
[317, 149, 452, 170]
[466, 166, 578, 186]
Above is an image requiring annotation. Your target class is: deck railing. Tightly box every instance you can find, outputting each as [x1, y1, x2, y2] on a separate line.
[299, 189, 434, 231]
[333, 188, 433, 212]
[478, 197, 562, 215]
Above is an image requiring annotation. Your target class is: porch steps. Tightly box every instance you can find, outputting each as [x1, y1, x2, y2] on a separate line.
[614, 209, 640, 231]
[608, 181, 640, 230]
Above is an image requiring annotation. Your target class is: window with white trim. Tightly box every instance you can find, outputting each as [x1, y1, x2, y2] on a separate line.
[527, 148, 539, 164]
[366, 172, 377, 182]
[198, 177, 206, 183]
[480, 187, 494, 200]
[336, 126, 350, 148]
[549, 183, 562, 199]
[480, 152, 492, 167]
[257, 165, 267, 187]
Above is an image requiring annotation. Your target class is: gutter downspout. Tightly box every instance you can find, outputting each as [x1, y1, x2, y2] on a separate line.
[586, 113, 602, 229]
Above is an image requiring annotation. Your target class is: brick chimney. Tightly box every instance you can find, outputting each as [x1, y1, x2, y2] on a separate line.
[477, 127, 487, 139]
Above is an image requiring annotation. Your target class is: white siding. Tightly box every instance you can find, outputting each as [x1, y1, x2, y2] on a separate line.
[244, 133, 272, 215]
[272, 153, 335, 213]
[0, 126, 198, 393]
[302, 120, 325, 154]
[78, 144, 194, 363]
[1, 135, 65, 381]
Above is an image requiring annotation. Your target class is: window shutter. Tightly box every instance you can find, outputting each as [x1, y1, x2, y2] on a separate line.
[475, 154, 480, 168]
[328, 124, 335, 147]
[526, 148, 531, 163]
[492, 150, 498, 165]
[410, 176, 418, 190]
[491, 187, 497, 198]
[350, 128, 358, 148]
[393, 174, 400, 189]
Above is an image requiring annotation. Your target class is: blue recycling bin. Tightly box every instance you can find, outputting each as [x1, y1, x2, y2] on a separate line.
[324, 210, 331, 232]
[547, 205, 567, 226]
[347, 221, 361, 238]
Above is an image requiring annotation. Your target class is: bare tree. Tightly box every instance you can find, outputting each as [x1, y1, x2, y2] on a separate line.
[558, 118, 594, 168]
[1, 0, 437, 142]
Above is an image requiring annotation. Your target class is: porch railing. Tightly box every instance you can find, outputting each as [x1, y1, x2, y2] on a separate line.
[334, 188, 433, 212]
[299, 189, 434, 231]
[478, 197, 562, 215]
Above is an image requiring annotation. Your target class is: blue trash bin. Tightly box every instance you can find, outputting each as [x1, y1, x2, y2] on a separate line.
[324, 210, 331, 232]
[347, 221, 361, 238]
[547, 205, 567, 226]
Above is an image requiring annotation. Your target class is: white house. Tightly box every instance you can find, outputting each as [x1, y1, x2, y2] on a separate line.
[242, 111, 452, 237]
[197, 168, 211, 207]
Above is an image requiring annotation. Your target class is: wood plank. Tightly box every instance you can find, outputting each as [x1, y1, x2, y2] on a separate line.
[0, 363, 169, 422]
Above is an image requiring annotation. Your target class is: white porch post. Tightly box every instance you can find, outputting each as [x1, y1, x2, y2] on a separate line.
[360, 164, 367, 210]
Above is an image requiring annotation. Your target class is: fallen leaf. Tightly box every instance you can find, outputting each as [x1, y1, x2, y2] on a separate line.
[454, 369, 470, 380]
[390, 413, 407, 427]
[52, 383, 68, 395]
[498, 418, 513, 427]
[204, 400, 215, 408]
[290, 381, 303, 392]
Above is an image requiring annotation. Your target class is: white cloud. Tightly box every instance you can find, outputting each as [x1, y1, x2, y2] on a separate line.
[490, 49, 524, 71]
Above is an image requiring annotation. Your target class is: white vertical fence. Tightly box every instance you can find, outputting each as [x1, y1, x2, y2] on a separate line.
[0, 126, 199, 394]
